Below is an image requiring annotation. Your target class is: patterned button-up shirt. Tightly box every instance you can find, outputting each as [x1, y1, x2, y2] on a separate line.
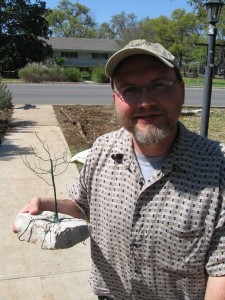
[69, 122, 225, 300]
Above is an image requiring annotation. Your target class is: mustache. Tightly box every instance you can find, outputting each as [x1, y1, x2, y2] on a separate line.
[132, 108, 165, 117]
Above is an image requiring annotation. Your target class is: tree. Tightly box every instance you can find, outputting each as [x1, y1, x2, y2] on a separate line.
[96, 22, 115, 39]
[140, 10, 205, 75]
[110, 12, 138, 42]
[46, 0, 96, 37]
[96, 11, 140, 44]
[169, 9, 204, 67]
[140, 15, 172, 46]
[0, 0, 52, 74]
[21, 132, 69, 223]
[188, 0, 225, 75]
[187, 0, 205, 10]
[135, 17, 161, 43]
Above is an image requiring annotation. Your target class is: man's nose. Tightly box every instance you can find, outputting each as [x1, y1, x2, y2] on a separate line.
[140, 86, 149, 96]
[138, 87, 156, 106]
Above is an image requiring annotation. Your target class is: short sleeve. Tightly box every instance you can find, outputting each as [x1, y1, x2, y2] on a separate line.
[68, 153, 92, 221]
[206, 151, 225, 276]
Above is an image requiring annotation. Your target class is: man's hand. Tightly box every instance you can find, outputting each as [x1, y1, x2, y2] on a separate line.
[12, 196, 81, 233]
[19, 196, 54, 215]
[12, 196, 55, 233]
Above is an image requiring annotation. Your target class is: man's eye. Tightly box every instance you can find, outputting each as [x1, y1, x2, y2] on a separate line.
[151, 81, 167, 90]
[122, 87, 139, 96]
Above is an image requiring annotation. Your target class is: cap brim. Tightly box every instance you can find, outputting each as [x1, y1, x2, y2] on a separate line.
[105, 48, 175, 78]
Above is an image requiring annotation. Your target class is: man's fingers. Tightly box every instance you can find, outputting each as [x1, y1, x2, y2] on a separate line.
[23, 197, 42, 214]
[12, 197, 44, 233]
[12, 223, 18, 233]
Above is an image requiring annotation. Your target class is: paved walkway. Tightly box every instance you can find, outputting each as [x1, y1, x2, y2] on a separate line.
[0, 105, 96, 300]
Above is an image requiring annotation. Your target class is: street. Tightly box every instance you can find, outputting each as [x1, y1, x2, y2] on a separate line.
[7, 83, 225, 107]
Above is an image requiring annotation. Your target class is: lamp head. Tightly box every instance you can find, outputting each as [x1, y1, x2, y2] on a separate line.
[204, 0, 224, 24]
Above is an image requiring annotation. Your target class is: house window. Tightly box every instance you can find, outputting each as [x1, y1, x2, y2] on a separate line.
[92, 53, 108, 59]
[70, 52, 77, 58]
[61, 52, 77, 58]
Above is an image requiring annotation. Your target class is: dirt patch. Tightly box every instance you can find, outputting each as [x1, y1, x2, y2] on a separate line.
[53, 106, 225, 151]
[0, 105, 120, 150]
[53, 105, 121, 152]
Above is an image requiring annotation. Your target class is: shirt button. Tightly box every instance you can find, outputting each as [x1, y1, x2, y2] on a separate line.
[134, 268, 140, 274]
[139, 179, 144, 187]
[130, 242, 141, 248]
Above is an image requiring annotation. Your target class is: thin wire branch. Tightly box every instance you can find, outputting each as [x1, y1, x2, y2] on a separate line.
[20, 132, 70, 223]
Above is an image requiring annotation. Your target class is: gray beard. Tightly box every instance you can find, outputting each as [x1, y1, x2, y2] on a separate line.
[133, 124, 171, 145]
[115, 108, 173, 145]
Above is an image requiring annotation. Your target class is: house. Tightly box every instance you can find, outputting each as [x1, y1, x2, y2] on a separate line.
[46, 37, 120, 68]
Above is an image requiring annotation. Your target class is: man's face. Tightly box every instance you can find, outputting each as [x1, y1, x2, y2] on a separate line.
[112, 55, 185, 146]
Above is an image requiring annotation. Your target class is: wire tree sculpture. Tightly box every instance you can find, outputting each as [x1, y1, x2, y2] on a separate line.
[21, 132, 69, 223]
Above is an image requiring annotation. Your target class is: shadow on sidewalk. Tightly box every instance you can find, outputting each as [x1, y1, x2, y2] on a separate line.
[0, 120, 38, 161]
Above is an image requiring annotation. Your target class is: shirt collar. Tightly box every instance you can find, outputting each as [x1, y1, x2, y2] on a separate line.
[164, 122, 201, 174]
[111, 128, 134, 168]
[110, 123, 197, 174]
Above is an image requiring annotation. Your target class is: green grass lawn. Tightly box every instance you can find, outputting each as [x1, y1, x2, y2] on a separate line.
[180, 108, 225, 143]
[1, 78, 23, 83]
[183, 76, 225, 88]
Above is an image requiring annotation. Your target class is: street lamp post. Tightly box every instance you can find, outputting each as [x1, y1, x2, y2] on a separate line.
[200, 0, 224, 137]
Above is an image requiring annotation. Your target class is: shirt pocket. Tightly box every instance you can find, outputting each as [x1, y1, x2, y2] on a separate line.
[156, 224, 207, 274]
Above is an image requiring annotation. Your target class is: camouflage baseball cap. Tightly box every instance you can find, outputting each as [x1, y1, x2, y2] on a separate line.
[105, 39, 180, 79]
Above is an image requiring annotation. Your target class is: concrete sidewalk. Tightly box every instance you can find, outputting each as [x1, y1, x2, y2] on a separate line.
[0, 105, 96, 300]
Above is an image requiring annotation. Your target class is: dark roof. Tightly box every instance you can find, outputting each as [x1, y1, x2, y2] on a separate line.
[45, 37, 120, 52]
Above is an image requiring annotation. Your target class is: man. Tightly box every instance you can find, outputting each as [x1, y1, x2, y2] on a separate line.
[14, 40, 225, 299]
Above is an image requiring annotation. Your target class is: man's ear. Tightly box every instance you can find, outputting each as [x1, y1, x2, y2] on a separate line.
[112, 92, 116, 103]
[180, 81, 185, 105]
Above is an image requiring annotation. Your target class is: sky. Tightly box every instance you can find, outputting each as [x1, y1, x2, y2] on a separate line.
[44, 0, 193, 24]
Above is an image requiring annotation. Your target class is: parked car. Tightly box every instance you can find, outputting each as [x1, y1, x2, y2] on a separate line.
[216, 68, 224, 76]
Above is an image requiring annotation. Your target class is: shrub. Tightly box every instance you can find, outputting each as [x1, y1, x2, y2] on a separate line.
[53, 56, 65, 66]
[0, 82, 13, 109]
[91, 66, 109, 83]
[18, 60, 66, 83]
[80, 70, 91, 81]
[64, 67, 81, 82]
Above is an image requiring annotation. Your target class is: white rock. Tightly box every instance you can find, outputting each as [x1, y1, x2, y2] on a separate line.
[70, 148, 90, 164]
[15, 211, 89, 250]
[181, 109, 202, 115]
